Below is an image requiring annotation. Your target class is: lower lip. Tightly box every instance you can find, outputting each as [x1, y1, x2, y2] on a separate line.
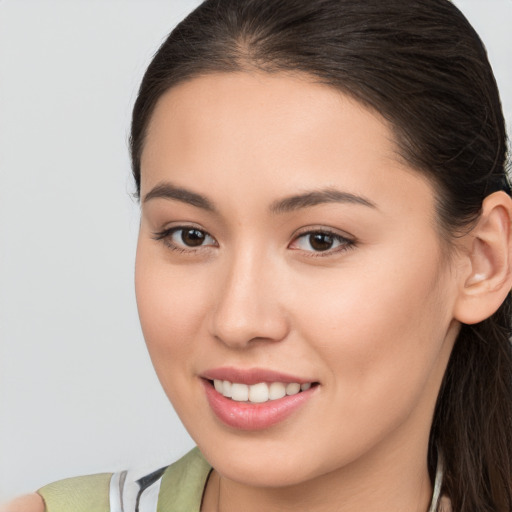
[202, 379, 316, 431]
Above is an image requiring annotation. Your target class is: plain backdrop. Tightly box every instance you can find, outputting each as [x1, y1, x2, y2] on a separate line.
[0, 0, 511, 502]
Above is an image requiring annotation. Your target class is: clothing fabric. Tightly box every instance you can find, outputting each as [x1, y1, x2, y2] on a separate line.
[38, 447, 212, 512]
[37, 447, 452, 511]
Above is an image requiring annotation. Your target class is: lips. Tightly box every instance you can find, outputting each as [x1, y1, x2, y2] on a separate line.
[201, 367, 318, 430]
[202, 367, 315, 385]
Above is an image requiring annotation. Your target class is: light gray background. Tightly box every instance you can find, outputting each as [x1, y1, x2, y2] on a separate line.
[0, 0, 511, 502]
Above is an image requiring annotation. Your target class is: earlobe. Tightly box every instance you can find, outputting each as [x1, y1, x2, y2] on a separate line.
[454, 191, 512, 325]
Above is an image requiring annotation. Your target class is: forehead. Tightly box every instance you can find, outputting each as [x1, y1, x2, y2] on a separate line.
[142, 71, 401, 171]
[141, 71, 434, 221]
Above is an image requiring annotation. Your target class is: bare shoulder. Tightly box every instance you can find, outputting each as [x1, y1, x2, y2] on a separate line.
[0, 493, 45, 512]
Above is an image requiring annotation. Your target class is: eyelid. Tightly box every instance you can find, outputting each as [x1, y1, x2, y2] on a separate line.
[151, 223, 355, 257]
[152, 224, 218, 252]
[288, 227, 356, 256]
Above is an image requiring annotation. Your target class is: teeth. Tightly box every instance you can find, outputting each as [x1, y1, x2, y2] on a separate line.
[286, 382, 300, 395]
[231, 383, 249, 401]
[248, 382, 269, 403]
[269, 382, 286, 400]
[212, 379, 313, 403]
[222, 380, 232, 398]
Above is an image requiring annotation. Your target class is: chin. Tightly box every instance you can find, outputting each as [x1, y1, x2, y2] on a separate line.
[190, 425, 345, 489]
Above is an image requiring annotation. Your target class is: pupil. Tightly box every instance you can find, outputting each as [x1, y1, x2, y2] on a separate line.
[182, 229, 205, 247]
[310, 233, 333, 251]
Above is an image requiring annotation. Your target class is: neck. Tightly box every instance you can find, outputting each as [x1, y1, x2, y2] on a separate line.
[203, 441, 434, 512]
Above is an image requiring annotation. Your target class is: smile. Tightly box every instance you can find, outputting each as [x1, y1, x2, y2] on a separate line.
[213, 379, 313, 403]
[202, 372, 318, 430]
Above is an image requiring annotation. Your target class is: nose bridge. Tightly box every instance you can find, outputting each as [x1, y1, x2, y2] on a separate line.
[209, 242, 288, 348]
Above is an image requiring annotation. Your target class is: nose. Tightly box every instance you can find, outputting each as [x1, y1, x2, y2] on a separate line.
[209, 248, 290, 349]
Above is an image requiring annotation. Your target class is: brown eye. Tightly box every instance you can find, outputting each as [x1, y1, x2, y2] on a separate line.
[153, 226, 217, 251]
[181, 228, 207, 247]
[308, 233, 334, 251]
[289, 230, 354, 255]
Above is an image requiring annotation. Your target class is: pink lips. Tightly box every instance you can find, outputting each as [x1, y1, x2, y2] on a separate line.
[201, 367, 317, 431]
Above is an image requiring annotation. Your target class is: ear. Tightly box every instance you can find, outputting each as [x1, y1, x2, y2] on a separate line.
[454, 191, 512, 325]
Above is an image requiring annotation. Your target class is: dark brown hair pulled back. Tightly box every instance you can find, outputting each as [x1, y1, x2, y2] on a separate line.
[130, 1, 512, 510]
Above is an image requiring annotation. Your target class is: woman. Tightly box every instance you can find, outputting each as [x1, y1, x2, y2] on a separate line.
[7, 0, 512, 510]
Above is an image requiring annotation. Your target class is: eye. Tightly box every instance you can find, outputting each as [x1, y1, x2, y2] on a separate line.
[173, 228, 213, 247]
[289, 230, 354, 255]
[153, 226, 217, 251]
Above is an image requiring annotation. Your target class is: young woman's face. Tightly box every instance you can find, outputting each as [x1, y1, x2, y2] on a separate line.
[136, 72, 461, 488]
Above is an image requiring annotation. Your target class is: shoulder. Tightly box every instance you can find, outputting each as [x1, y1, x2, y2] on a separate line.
[31, 448, 211, 512]
[0, 493, 45, 512]
[38, 472, 112, 512]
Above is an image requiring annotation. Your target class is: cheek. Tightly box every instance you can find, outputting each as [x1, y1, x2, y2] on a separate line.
[289, 244, 452, 413]
[134, 241, 210, 372]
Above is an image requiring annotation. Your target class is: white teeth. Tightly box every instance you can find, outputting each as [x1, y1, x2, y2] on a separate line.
[268, 382, 286, 400]
[222, 380, 232, 398]
[212, 379, 313, 403]
[231, 383, 249, 402]
[286, 382, 301, 396]
[248, 382, 269, 403]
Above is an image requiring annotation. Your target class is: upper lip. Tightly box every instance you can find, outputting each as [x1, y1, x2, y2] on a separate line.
[200, 367, 315, 386]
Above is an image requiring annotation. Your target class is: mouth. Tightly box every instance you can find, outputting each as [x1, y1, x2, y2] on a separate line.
[209, 379, 317, 404]
[200, 370, 319, 430]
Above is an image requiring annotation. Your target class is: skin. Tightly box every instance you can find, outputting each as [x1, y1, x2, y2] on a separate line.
[136, 71, 465, 512]
[0, 494, 44, 512]
[6, 72, 512, 512]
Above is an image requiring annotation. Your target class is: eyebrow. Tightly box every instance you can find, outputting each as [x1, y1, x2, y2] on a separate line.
[143, 182, 216, 212]
[143, 182, 376, 214]
[269, 189, 376, 214]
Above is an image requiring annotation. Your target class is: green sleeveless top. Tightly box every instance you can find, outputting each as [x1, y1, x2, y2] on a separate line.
[37, 447, 212, 512]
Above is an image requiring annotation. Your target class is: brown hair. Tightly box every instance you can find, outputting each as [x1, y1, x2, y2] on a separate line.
[130, 1, 512, 509]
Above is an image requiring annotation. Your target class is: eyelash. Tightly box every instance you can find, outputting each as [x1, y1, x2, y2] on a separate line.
[152, 226, 217, 254]
[289, 228, 355, 257]
[152, 226, 355, 257]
